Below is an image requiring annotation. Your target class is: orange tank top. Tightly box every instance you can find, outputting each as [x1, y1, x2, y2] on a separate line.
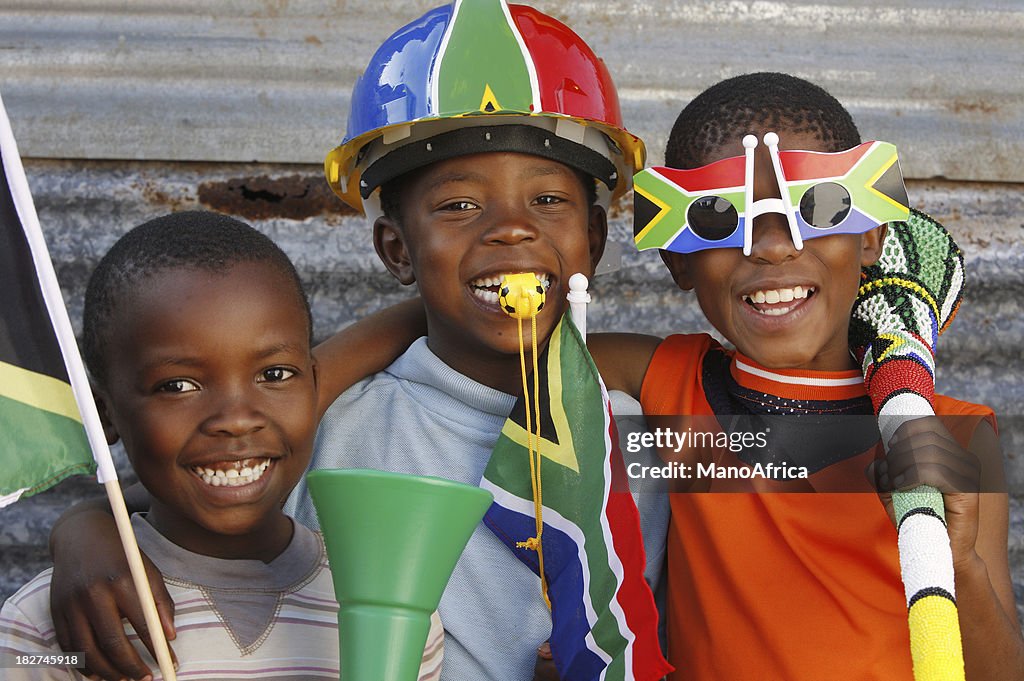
[639, 333, 995, 681]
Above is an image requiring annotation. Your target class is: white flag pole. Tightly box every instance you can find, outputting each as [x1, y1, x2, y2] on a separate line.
[567, 273, 591, 342]
[0, 91, 177, 681]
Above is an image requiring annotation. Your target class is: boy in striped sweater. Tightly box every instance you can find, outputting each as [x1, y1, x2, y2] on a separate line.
[0, 212, 443, 680]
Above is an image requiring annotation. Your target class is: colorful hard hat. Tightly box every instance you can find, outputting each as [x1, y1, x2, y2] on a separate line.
[325, 0, 645, 214]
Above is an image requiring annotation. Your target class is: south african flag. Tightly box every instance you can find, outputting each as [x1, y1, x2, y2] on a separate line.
[0, 91, 94, 508]
[481, 315, 671, 681]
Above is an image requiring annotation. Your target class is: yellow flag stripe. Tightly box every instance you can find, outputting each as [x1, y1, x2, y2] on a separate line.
[865, 152, 909, 212]
[0, 360, 82, 424]
[499, 323, 580, 472]
[632, 182, 671, 244]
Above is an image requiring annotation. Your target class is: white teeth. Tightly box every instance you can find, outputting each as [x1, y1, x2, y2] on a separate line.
[470, 273, 552, 302]
[743, 286, 814, 307]
[193, 459, 271, 487]
[472, 289, 500, 303]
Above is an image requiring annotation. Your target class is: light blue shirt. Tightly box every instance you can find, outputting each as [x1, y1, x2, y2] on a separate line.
[287, 338, 667, 681]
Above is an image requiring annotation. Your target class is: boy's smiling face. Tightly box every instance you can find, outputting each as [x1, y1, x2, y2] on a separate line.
[662, 127, 885, 371]
[374, 151, 606, 392]
[97, 261, 318, 561]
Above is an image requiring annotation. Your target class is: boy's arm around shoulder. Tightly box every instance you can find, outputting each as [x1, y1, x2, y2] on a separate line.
[47, 481, 177, 681]
[313, 297, 427, 416]
[587, 333, 663, 400]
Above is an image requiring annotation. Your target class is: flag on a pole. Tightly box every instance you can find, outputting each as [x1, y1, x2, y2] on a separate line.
[481, 314, 672, 681]
[0, 104, 94, 508]
[0, 89, 177, 679]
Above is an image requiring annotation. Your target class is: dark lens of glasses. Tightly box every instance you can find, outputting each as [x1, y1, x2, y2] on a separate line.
[687, 196, 738, 241]
[799, 182, 851, 229]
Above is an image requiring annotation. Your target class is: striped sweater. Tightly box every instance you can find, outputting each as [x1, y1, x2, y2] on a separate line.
[0, 514, 443, 680]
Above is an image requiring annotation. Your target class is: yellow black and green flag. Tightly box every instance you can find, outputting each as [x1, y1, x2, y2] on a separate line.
[0, 93, 94, 508]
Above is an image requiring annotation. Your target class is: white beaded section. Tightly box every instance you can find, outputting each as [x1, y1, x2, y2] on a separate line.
[897, 512, 957, 606]
[879, 392, 934, 448]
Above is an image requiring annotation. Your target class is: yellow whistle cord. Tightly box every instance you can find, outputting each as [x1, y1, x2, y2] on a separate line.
[512, 295, 551, 610]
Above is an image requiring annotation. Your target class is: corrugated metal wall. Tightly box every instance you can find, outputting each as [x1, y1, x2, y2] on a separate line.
[2, 0, 1022, 624]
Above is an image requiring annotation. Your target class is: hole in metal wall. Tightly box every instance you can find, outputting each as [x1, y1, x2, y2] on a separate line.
[198, 174, 357, 220]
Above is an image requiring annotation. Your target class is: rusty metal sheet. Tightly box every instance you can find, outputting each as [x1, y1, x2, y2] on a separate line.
[2, 1, 1022, 182]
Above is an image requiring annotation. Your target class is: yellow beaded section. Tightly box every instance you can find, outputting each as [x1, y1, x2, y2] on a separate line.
[907, 594, 965, 681]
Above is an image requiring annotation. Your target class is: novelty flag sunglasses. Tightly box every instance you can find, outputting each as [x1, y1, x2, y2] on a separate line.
[633, 133, 910, 255]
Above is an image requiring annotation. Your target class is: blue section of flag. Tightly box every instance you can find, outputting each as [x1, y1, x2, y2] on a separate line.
[344, 5, 451, 143]
[480, 315, 672, 680]
[482, 497, 607, 678]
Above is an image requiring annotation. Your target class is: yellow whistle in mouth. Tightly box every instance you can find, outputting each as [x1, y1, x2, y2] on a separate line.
[499, 273, 546, 319]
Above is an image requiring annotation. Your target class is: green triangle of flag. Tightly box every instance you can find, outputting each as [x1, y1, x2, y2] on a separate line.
[435, 0, 535, 114]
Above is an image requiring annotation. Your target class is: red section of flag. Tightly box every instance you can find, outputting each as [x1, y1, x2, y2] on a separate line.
[651, 155, 746, 194]
[604, 407, 674, 680]
[511, 5, 623, 124]
[778, 141, 872, 182]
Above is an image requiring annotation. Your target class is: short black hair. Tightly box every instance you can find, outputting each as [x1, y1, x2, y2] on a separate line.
[83, 211, 312, 385]
[378, 163, 599, 224]
[665, 72, 861, 169]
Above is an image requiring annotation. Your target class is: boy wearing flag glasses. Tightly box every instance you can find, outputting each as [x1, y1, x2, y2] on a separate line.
[593, 72, 1023, 680]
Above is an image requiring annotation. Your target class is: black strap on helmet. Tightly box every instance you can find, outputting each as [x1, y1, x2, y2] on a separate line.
[360, 123, 617, 198]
